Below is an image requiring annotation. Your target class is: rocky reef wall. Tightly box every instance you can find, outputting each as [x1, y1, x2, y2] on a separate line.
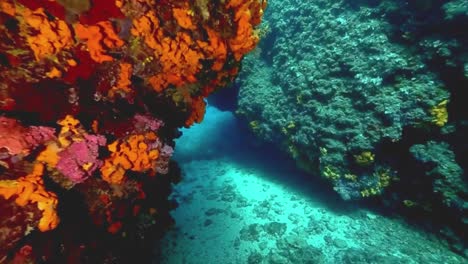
[237, 0, 467, 255]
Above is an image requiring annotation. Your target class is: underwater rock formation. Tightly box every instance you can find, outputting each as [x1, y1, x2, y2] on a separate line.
[237, 0, 467, 255]
[0, 0, 266, 262]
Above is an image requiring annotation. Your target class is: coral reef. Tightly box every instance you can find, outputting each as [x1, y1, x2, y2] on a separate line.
[0, 0, 265, 262]
[236, 0, 467, 255]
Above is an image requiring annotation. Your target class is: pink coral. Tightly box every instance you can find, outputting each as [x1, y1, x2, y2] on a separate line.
[0, 117, 55, 158]
[56, 135, 106, 184]
[133, 114, 164, 132]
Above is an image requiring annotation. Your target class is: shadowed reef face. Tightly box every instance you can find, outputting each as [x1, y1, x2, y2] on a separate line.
[236, 0, 467, 255]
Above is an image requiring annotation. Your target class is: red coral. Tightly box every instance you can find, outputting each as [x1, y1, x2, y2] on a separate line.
[0, 198, 41, 262]
[0, 117, 55, 158]
[16, 0, 66, 20]
[78, 0, 125, 25]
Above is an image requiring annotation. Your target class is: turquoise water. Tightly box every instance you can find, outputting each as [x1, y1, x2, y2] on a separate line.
[154, 106, 465, 264]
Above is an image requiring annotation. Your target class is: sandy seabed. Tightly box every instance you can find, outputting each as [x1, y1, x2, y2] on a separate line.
[155, 157, 465, 264]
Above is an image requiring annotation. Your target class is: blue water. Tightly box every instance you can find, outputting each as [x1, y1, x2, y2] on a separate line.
[154, 105, 466, 264]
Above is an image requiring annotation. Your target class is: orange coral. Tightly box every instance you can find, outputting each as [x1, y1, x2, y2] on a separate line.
[109, 63, 133, 98]
[185, 96, 206, 127]
[128, 1, 265, 93]
[152, 32, 203, 91]
[226, 0, 245, 8]
[130, 10, 160, 47]
[56, 115, 86, 146]
[198, 27, 228, 71]
[37, 142, 61, 168]
[18, 7, 74, 61]
[0, 0, 15, 16]
[225, 0, 266, 61]
[46, 67, 62, 78]
[75, 21, 124, 63]
[173, 7, 196, 30]
[37, 115, 86, 168]
[228, 10, 257, 60]
[100, 132, 160, 184]
[0, 163, 59, 232]
[131, 11, 204, 92]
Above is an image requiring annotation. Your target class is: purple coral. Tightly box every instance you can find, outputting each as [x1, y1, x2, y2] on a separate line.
[24, 126, 56, 146]
[56, 135, 106, 184]
[133, 114, 164, 132]
[156, 144, 173, 174]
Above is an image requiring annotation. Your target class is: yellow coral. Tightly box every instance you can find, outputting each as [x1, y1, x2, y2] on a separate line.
[37, 115, 86, 168]
[403, 199, 417, 207]
[249, 120, 260, 131]
[344, 173, 357, 182]
[354, 151, 375, 166]
[18, 7, 74, 61]
[360, 188, 379, 197]
[430, 99, 448, 127]
[323, 166, 340, 181]
[0, 163, 59, 232]
[360, 168, 395, 198]
[57, 115, 86, 146]
[37, 142, 61, 168]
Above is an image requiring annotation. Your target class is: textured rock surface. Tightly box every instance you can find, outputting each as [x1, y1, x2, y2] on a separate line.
[237, 0, 467, 255]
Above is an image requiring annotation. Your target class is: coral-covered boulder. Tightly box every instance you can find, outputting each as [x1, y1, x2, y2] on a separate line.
[0, 0, 266, 262]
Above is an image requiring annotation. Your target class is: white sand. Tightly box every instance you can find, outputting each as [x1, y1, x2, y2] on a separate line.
[156, 158, 464, 264]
